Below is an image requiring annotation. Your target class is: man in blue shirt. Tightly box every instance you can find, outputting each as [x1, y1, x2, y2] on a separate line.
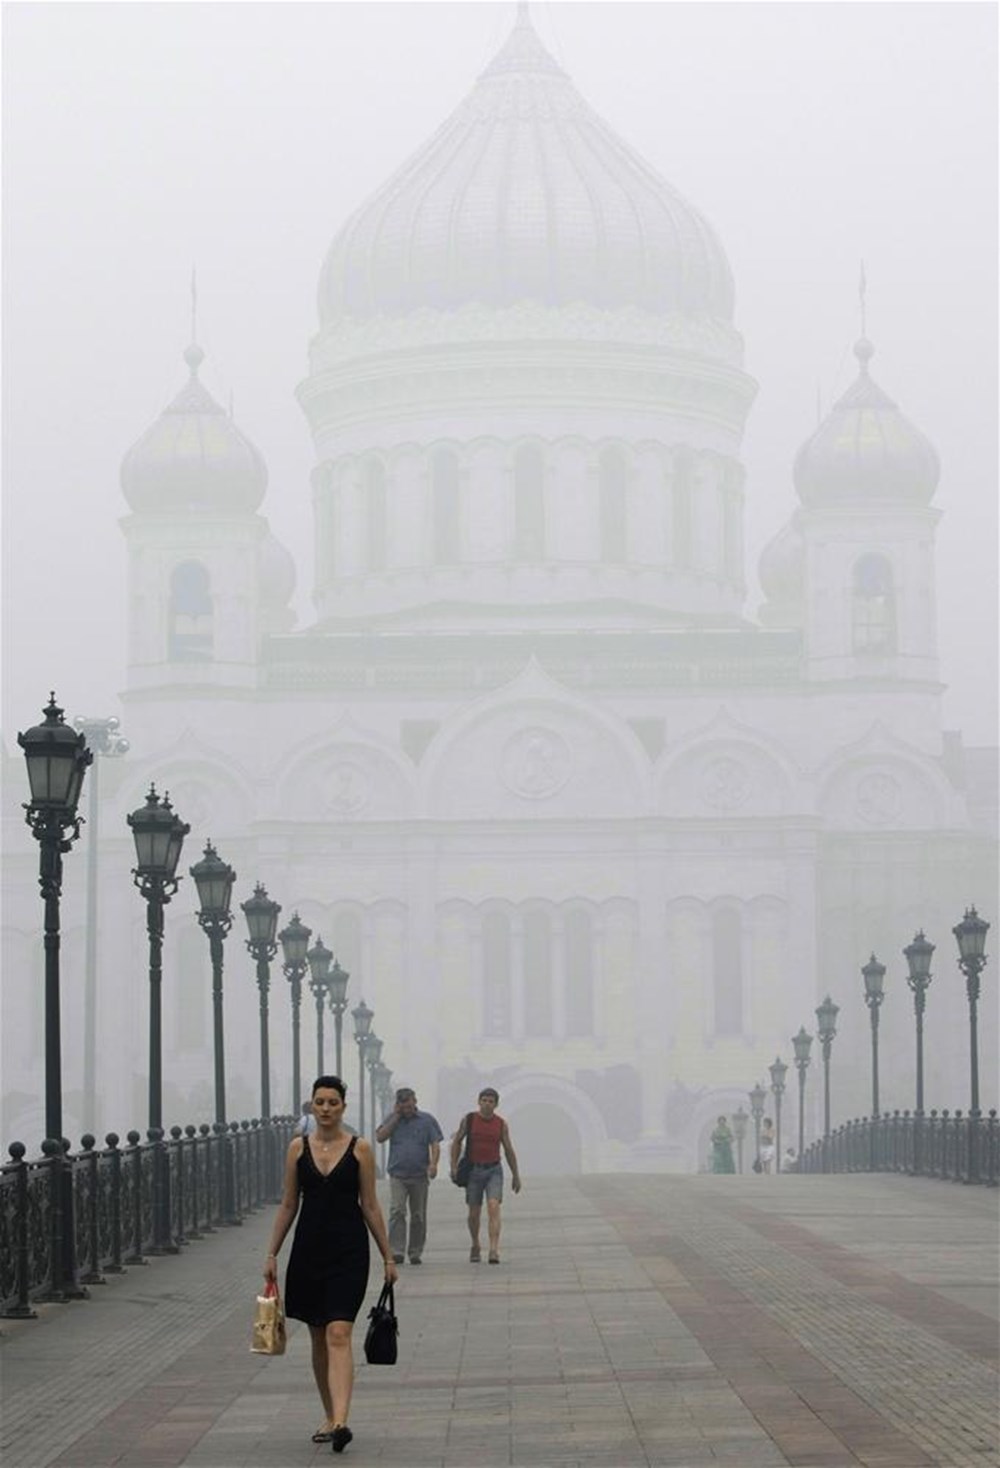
[375, 1087, 443, 1265]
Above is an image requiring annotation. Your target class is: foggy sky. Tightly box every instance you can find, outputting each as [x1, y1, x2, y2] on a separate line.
[2, 0, 997, 744]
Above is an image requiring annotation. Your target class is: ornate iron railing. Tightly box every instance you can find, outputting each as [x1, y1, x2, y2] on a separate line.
[797, 1108, 998, 1185]
[0, 1117, 295, 1317]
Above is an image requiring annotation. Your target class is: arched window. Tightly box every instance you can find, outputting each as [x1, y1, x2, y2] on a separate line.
[366, 460, 387, 572]
[523, 910, 552, 1037]
[672, 449, 693, 570]
[599, 447, 627, 563]
[483, 911, 511, 1038]
[712, 908, 743, 1037]
[722, 462, 743, 581]
[168, 561, 213, 662]
[431, 448, 460, 565]
[852, 555, 896, 654]
[513, 443, 545, 562]
[565, 909, 594, 1037]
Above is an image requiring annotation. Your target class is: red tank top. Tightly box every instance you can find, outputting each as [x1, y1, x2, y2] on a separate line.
[467, 1112, 503, 1165]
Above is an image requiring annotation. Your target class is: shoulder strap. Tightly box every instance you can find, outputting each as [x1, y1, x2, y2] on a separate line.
[463, 1112, 475, 1158]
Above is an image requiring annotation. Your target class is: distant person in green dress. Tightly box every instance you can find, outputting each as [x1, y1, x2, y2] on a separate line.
[711, 1115, 736, 1174]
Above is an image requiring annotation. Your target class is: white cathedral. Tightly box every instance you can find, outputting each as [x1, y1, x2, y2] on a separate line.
[3, 9, 995, 1170]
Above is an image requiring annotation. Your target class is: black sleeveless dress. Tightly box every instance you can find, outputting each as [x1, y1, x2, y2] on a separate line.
[284, 1135, 370, 1325]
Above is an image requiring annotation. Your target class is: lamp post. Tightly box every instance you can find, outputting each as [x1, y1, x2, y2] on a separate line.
[861, 954, 886, 1171]
[769, 1056, 788, 1173]
[279, 913, 312, 1115]
[190, 841, 238, 1226]
[72, 715, 129, 1135]
[792, 1027, 813, 1164]
[952, 906, 990, 1184]
[749, 1081, 767, 1169]
[190, 843, 236, 1125]
[815, 994, 839, 1170]
[365, 1032, 384, 1155]
[731, 1105, 748, 1174]
[903, 929, 934, 1173]
[351, 999, 374, 1138]
[18, 695, 92, 1302]
[327, 959, 350, 1078]
[861, 951, 886, 1116]
[306, 935, 333, 1075]
[375, 1062, 393, 1173]
[241, 884, 281, 1121]
[127, 785, 189, 1253]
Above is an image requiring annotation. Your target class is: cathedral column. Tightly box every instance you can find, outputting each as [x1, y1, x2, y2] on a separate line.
[551, 911, 566, 1042]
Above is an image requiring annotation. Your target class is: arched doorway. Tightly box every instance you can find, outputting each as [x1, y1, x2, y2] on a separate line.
[504, 1102, 582, 1176]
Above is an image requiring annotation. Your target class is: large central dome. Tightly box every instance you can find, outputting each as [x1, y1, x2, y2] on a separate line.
[318, 7, 734, 326]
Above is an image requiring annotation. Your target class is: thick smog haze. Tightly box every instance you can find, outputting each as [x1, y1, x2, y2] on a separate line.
[3, 1, 996, 741]
[1, 1, 997, 1171]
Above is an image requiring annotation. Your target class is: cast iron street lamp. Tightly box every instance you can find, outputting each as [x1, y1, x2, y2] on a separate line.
[128, 785, 189, 1253]
[191, 841, 238, 1226]
[792, 1027, 813, 1164]
[815, 994, 839, 1169]
[952, 906, 990, 1184]
[769, 1056, 788, 1173]
[375, 1062, 393, 1172]
[365, 1032, 384, 1154]
[73, 715, 129, 1134]
[279, 913, 312, 1114]
[242, 883, 281, 1120]
[18, 695, 92, 1302]
[190, 843, 236, 1125]
[749, 1081, 767, 1169]
[731, 1105, 748, 1174]
[351, 999, 374, 1138]
[903, 929, 934, 1172]
[861, 953, 886, 1112]
[327, 959, 350, 1078]
[306, 935, 333, 1075]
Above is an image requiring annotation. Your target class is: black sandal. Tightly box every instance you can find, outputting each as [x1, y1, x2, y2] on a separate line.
[332, 1424, 353, 1453]
[312, 1426, 336, 1443]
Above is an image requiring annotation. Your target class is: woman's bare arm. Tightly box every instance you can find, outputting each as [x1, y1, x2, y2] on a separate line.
[263, 1137, 304, 1279]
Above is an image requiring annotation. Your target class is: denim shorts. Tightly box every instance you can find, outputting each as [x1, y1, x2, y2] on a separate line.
[465, 1162, 503, 1205]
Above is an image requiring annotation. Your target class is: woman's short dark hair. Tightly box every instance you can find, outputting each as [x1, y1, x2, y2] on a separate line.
[312, 1075, 346, 1100]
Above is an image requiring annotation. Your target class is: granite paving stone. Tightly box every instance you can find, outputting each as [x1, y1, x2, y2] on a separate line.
[1, 1173, 996, 1466]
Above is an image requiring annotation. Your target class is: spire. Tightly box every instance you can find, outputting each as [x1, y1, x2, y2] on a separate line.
[480, 0, 565, 78]
[858, 258, 867, 338]
[184, 268, 204, 376]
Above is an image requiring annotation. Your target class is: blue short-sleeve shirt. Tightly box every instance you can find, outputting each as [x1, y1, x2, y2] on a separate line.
[381, 1110, 444, 1178]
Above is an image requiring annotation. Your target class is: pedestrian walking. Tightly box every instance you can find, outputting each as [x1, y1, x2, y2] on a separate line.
[294, 1098, 317, 1136]
[450, 1087, 521, 1264]
[759, 1117, 776, 1174]
[374, 1087, 443, 1265]
[710, 1115, 736, 1173]
[264, 1075, 397, 1454]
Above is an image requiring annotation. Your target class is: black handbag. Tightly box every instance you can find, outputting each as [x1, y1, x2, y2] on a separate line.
[364, 1282, 398, 1365]
[451, 1112, 474, 1187]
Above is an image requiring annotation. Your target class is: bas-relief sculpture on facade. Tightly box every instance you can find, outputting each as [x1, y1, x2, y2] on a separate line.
[3, 9, 994, 1166]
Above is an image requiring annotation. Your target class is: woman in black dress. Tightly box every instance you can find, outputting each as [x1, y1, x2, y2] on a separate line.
[264, 1076, 397, 1453]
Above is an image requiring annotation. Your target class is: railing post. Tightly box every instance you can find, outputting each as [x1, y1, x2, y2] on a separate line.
[228, 1121, 243, 1224]
[170, 1127, 186, 1246]
[185, 1126, 202, 1238]
[2, 1143, 37, 1318]
[199, 1124, 217, 1232]
[78, 1135, 105, 1286]
[987, 1110, 998, 1187]
[123, 1130, 147, 1266]
[103, 1133, 124, 1273]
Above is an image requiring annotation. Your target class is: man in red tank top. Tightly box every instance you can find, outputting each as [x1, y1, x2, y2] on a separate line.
[449, 1087, 521, 1264]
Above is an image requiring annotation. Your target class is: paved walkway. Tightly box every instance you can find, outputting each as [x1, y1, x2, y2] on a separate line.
[1, 1174, 996, 1468]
